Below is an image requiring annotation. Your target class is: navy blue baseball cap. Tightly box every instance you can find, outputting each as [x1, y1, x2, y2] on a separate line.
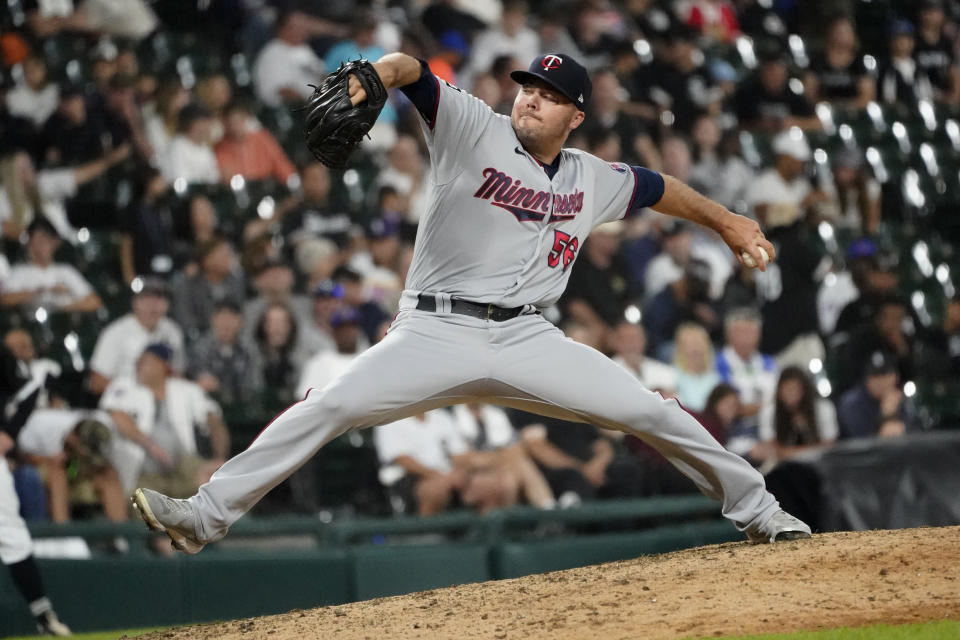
[510, 54, 592, 111]
[142, 342, 173, 363]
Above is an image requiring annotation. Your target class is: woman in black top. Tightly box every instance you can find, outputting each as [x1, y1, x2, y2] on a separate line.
[805, 16, 875, 111]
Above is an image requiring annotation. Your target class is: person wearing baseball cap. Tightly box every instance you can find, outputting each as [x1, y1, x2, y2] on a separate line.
[744, 128, 832, 229]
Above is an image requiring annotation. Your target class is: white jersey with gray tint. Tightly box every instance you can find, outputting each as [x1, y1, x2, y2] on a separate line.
[405, 77, 642, 309]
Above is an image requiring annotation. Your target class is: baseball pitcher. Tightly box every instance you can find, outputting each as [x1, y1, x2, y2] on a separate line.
[133, 52, 810, 552]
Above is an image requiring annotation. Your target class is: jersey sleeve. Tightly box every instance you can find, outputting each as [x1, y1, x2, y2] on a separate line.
[592, 161, 665, 225]
[399, 59, 498, 184]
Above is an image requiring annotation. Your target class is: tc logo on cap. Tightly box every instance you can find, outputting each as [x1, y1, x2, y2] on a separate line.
[541, 55, 563, 70]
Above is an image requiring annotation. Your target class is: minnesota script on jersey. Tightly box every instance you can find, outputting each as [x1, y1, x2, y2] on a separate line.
[400, 68, 663, 310]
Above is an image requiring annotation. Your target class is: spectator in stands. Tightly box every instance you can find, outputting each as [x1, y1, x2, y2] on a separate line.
[282, 162, 353, 251]
[744, 129, 831, 229]
[187, 300, 263, 406]
[562, 221, 636, 336]
[17, 413, 127, 524]
[195, 73, 233, 143]
[162, 103, 219, 185]
[914, 0, 960, 107]
[100, 343, 228, 497]
[143, 79, 190, 168]
[644, 220, 693, 301]
[467, 0, 539, 83]
[689, 115, 755, 213]
[214, 100, 297, 184]
[253, 11, 326, 108]
[733, 49, 821, 132]
[833, 243, 901, 335]
[295, 236, 341, 292]
[120, 168, 176, 285]
[171, 236, 246, 341]
[693, 383, 751, 457]
[88, 278, 186, 394]
[253, 302, 309, 396]
[581, 69, 660, 169]
[641, 25, 726, 131]
[821, 147, 881, 235]
[41, 83, 119, 166]
[609, 321, 678, 396]
[0, 144, 129, 244]
[878, 20, 934, 108]
[428, 30, 471, 86]
[837, 352, 919, 439]
[758, 367, 837, 460]
[0, 69, 38, 160]
[242, 258, 312, 342]
[0, 217, 102, 314]
[333, 266, 389, 346]
[804, 15, 875, 112]
[103, 73, 153, 162]
[516, 409, 644, 504]
[375, 409, 517, 515]
[452, 403, 555, 508]
[643, 259, 720, 360]
[299, 280, 343, 355]
[756, 216, 829, 368]
[839, 296, 920, 395]
[3, 329, 66, 410]
[672, 322, 721, 411]
[717, 308, 779, 424]
[296, 307, 363, 399]
[4, 53, 58, 129]
[684, 0, 740, 44]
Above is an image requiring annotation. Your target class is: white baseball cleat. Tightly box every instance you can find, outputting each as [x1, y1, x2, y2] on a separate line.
[132, 488, 205, 554]
[36, 610, 72, 636]
[746, 509, 812, 544]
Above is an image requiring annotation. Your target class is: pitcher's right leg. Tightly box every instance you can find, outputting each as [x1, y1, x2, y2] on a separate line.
[153, 310, 494, 546]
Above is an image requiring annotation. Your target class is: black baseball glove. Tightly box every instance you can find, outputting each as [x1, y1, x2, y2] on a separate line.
[303, 59, 388, 169]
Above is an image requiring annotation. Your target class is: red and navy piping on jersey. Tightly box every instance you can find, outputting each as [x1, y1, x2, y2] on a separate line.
[625, 165, 665, 216]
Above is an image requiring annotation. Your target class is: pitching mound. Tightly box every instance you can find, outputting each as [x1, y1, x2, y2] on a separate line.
[137, 526, 959, 640]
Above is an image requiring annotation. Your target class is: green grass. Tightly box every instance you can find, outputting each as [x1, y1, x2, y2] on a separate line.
[702, 620, 960, 640]
[6, 627, 165, 640]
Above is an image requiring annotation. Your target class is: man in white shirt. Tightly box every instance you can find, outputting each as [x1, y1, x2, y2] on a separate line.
[0, 217, 101, 314]
[89, 278, 185, 394]
[744, 129, 830, 229]
[253, 11, 327, 108]
[162, 103, 219, 185]
[716, 307, 779, 429]
[4, 54, 59, 127]
[99, 343, 228, 496]
[296, 307, 363, 398]
[374, 409, 516, 516]
[609, 321, 678, 395]
[467, 0, 540, 83]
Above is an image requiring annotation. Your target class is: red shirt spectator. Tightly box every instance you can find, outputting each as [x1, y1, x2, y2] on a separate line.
[214, 100, 296, 184]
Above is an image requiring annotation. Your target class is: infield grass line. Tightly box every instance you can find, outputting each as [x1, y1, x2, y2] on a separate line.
[700, 619, 960, 640]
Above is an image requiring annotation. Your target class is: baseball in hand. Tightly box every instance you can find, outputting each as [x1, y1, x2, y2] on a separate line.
[741, 247, 770, 269]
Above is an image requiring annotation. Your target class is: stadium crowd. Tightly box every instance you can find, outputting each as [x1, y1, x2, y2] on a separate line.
[3, 0, 960, 527]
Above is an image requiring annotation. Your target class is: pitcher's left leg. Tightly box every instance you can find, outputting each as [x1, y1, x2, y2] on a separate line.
[491, 316, 781, 533]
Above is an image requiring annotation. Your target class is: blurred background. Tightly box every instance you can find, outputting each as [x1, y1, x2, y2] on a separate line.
[2, 0, 960, 635]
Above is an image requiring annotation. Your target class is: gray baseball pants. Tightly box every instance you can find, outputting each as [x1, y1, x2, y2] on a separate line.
[189, 305, 780, 542]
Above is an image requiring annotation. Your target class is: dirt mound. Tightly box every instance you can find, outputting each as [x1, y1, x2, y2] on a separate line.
[137, 526, 960, 640]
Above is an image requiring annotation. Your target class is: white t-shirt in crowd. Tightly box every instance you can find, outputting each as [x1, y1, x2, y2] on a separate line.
[89, 313, 186, 380]
[5, 83, 59, 127]
[16, 408, 111, 458]
[2, 262, 94, 310]
[758, 399, 839, 443]
[374, 409, 469, 485]
[162, 135, 220, 184]
[467, 26, 540, 80]
[253, 39, 326, 108]
[0, 168, 78, 243]
[451, 404, 516, 451]
[744, 168, 811, 228]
